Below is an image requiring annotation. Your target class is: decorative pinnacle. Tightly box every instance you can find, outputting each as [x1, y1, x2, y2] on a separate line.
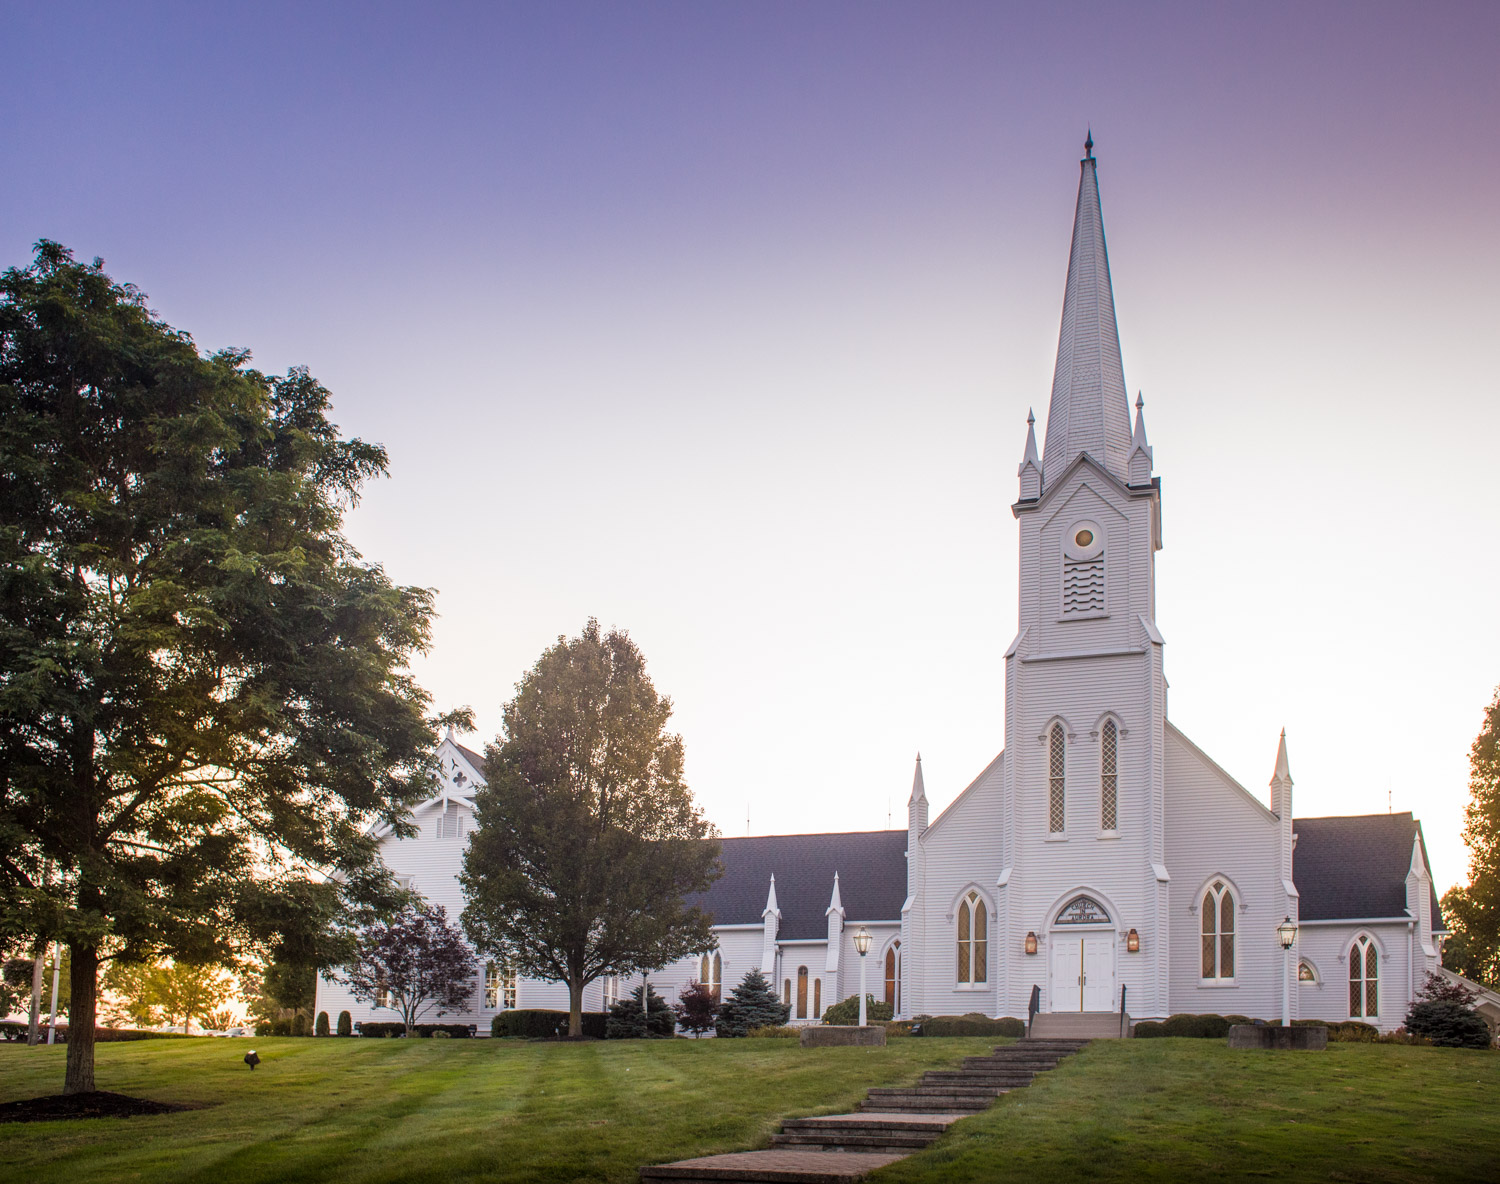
[1136, 391, 1144, 410]
[1026, 408, 1034, 426]
[1084, 128, 1094, 159]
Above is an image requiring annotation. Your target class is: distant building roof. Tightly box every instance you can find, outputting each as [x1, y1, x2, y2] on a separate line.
[691, 830, 907, 940]
[1293, 812, 1443, 931]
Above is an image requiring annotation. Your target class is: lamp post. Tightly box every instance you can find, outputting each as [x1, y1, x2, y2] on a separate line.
[1276, 915, 1299, 1028]
[853, 927, 871, 1027]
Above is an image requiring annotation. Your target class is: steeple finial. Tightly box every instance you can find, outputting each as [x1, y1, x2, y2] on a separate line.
[827, 872, 843, 915]
[1019, 409, 1042, 499]
[763, 873, 780, 917]
[1272, 729, 1292, 785]
[1040, 136, 1131, 489]
[1084, 128, 1094, 159]
[909, 752, 927, 805]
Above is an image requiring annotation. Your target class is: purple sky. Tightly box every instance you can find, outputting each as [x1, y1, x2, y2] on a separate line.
[5, 2, 1498, 891]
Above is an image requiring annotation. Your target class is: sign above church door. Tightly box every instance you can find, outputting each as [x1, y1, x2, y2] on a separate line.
[1055, 895, 1111, 925]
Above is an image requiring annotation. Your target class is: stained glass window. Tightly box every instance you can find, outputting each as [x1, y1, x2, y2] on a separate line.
[1349, 935, 1378, 1018]
[1201, 880, 1235, 981]
[1101, 719, 1118, 831]
[1049, 723, 1066, 833]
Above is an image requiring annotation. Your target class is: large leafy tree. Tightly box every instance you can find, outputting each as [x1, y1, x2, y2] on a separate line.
[0, 242, 446, 1092]
[461, 620, 721, 1037]
[1445, 686, 1500, 988]
[101, 958, 234, 1033]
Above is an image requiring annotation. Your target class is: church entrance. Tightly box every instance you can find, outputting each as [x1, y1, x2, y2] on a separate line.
[1047, 894, 1117, 1012]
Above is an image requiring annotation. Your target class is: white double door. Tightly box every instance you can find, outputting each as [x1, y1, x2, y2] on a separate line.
[1049, 934, 1116, 1012]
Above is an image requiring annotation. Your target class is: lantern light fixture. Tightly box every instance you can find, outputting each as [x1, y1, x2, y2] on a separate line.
[853, 926, 871, 957]
[1024, 931, 1038, 955]
[1277, 916, 1299, 950]
[1127, 928, 1140, 953]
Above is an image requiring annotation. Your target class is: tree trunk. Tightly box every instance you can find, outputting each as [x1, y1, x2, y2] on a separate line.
[568, 977, 584, 1037]
[64, 944, 98, 1094]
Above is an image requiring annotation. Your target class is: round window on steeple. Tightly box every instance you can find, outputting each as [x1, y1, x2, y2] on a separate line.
[1074, 529, 1094, 547]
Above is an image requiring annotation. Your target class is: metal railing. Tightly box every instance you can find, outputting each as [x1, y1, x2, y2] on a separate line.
[1119, 984, 1128, 1038]
[1027, 984, 1041, 1036]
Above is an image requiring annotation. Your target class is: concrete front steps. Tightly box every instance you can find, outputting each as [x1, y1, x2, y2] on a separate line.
[639, 1037, 1089, 1183]
[1029, 1011, 1130, 1039]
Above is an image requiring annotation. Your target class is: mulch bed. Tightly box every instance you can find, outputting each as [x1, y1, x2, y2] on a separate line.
[0, 1091, 203, 1124]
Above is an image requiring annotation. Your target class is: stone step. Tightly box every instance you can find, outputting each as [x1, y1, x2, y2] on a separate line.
[1028, 1013, 1125, 1040]
[869, 1084, 1009, 1097]
[779, 1114, 963, 1136]
[959, 1058, 1057, 1070]
[857, 1095, 993, 1113]
[640, 1148, 908, 1182]
[923, 1072, 1035, 1086]
[770, 1132, 940, 1153]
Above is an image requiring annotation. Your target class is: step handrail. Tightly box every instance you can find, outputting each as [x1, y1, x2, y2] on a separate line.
[1027, 983, 1041, 1036]
[1119, 984, 1128, 1038]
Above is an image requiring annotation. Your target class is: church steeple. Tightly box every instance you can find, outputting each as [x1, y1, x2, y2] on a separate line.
[1040, 133, 1132, 490]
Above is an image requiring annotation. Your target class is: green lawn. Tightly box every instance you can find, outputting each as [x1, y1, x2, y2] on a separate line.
[0, 1035, 995, 1184]
[1, 1037, 1496, 1184]
[876, 1038, 1500, 1184]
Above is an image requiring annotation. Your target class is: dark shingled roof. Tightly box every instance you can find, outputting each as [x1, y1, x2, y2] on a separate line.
[454, 743, 487, 776]
[690, 831, 908, 940]
[1293, 813, 1443, 932]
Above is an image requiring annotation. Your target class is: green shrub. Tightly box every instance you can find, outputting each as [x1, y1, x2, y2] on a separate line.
[1133, 1014, 1234, 1039]
[820, 995, 894, 1026]
[1404, 1000, 1492, 1049]
[256, 1019, 294, 1036]
[292, 1013, 310, 1037]
[918, 1016, 1025, 1038]
[336, 1011, 352, 1037]
[491, 1010, 608, 1039]
[432, 1030, 452, 1039]
[746, 1025, 799, 1038]
[884, 1021, 914, 1037]
[356, 1021, 476, 1038]
[315, 1011, 330, 1037]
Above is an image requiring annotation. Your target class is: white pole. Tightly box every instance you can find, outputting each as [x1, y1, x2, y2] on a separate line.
[46, 944, 62, 1045]
[858, 951, 867, 1027]
[1281, 943, 1291, 1028]
[27, 946, 45, 1046]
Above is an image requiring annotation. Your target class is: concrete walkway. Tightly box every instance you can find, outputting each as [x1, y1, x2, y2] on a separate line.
[639, 1038, 1090, 1183]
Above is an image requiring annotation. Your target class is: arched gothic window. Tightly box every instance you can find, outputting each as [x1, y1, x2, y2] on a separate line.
[1200, 880, 1235, 981]
[699, 951, 722, 1001]
[813, 977, 821, 1019]
[1049, 723, 1066, 833]
[956, 891, 988, 984]
[796, 966, 809, 1019]
[884, 940, 902, 1012]
[1100, 719, 1118, 832]
[1298, 960, 1318, 983]
[1349, 935, 1378, 1018]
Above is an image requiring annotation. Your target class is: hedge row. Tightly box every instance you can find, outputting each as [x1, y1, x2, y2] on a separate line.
[916, 1016, 1026, 1038]
[0, 1024, 183, 1043]
[356, 1022, 476, 1038]
[1130, 1013, 1383, 1042]
[491, 1009, 609, 1039]
[820, 996, 895, 1026]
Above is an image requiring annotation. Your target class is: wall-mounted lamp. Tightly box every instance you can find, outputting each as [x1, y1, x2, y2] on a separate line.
[1126, 928, 1140, 953]
[1024, 931, 1038, 955]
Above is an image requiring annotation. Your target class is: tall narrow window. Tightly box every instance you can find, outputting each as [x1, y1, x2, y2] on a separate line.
[796, 966, 809, 1019]
[375, 970, 388, 1009]
[783, 979, 791, 1006]
[884, 940, 902, 1011]
[957, 892, 988, 984]
[1349, 935, 1378, 1018]
[485, 962, 501, 1008]
[502, 964, 518, 1010]
[1200, 880, 1235, 981]
[1100, 719, 1118, 831]
[813, 978, 821, 1019]
[699, 951, 722, 1001]
[1049, 723, 1067, 833]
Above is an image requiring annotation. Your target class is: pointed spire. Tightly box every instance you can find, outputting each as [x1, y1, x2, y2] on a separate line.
[826, 872, 844, 916]
[1018, 410, 1042, 500]
[1128, 392, 1153, 485]
[1084, 127, 1093, 159]
[1041, 135, 1132, 490]
[909, 753, 926, 805]
[763, 873, 780, 918]
[1272, 729, 1292, 785]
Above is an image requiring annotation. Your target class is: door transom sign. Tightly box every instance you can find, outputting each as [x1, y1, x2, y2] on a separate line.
[1048, 894, 1117, 1012]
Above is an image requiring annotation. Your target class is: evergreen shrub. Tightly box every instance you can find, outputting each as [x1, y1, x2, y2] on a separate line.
[336, 1010, 352, 1037]
[716, 968, 791, 1037]
[1404, 1000, 1493, 1049]
[292, 1013, 310, 1037]
[1133, 1013, 1234, 1038]
[315, 1011, 330, 1037]
[491, 1010, 608, 1039]
[606, 984, 676, 1038]
[819, 995, 894, 1026]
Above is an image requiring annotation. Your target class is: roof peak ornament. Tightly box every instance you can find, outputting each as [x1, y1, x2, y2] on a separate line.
[1084, 128, 1094, 159]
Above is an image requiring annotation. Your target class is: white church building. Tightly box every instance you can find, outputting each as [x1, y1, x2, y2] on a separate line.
[316, 138, 1446, 1034]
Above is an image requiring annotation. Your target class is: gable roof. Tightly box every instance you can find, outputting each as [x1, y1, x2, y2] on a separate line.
[454, 742, 487, 779]
[1293, 812, 1443, 932]
[690, 830, 907, 940]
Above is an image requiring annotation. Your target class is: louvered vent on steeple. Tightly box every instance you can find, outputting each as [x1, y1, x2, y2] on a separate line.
[1061, 520, 1105, 618]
